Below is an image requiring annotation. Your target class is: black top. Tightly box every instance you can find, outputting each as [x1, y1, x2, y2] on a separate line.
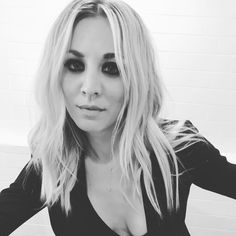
[0, 120, 236, 236]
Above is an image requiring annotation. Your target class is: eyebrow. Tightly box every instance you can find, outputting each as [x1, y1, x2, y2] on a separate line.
[68, 49, 115, 59]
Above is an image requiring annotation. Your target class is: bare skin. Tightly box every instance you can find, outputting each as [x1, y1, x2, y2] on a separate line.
[85, 156, 147, 236]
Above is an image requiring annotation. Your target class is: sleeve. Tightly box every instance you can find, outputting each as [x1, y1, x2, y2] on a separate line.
[0, 162, 45, 235]
[178, 120, 236, 199]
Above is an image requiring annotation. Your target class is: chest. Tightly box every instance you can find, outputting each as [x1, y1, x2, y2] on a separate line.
[85, 159, 147, 236]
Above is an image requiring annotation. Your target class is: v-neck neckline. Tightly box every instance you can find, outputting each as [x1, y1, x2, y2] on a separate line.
[81, 157, 149, 236]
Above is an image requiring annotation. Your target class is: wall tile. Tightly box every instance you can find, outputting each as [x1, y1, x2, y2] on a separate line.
[159, 52, 236, 73]
[143, 14, 236, 36]
[153, 34, 236, 55]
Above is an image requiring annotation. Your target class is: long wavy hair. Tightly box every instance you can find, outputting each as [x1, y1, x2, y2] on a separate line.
[27, 0, 203, 217]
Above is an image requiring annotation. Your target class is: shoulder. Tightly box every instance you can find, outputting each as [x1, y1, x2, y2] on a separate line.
[158, 118, 198, 133]
[172, 121, 225, 172]
[11, 157, 43, 198]
[158, 118, 223, 168]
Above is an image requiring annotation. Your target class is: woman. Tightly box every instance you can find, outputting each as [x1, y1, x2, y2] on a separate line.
[0, 0, 235, 235]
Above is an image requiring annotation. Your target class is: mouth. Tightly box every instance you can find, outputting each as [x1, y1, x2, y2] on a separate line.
[77, 105, 106, 112]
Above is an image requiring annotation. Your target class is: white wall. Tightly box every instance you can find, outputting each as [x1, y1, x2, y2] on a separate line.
[0, 0, 236, 235]
[0, 0, 235, 154]
[0, 0, 72, 146]
[126, 0, 236, 156]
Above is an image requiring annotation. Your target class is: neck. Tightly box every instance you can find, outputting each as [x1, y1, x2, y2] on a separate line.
[86, 130, 119, 164]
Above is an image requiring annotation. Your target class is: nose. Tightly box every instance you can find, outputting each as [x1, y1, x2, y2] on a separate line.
[80, 70, 102, 99]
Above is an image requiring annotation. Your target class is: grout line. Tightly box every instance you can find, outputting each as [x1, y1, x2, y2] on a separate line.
[164, 68, 236, 75]
[166, 85, 236, 92]
[0, 145, 29, 154]
[188, 213, 236, 220]
[142, 12, 236, 20]
[158, 50, 236, 56]
[153, 33, 236, 38]
[188, 225, 236, 233]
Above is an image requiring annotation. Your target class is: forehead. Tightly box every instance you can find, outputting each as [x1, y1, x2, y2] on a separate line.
[70, 16, 115, 55]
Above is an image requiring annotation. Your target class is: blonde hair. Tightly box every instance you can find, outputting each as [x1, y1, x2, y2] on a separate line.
[27, 0, 204, 217]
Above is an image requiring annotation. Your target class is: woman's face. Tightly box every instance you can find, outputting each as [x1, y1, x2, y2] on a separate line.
[62, 16, 124, 137]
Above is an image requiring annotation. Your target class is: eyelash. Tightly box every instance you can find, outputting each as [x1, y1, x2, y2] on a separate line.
[64, 59, 120, 77]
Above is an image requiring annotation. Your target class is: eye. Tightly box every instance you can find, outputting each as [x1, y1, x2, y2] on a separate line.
[102, 62, 120, 76]
[64, 59, 84, 73]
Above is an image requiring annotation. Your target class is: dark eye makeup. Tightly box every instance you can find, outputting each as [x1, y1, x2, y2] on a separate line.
[64, 58, 120, 76]
[64, 59, 84, 73]
[102, 62, 120, 76]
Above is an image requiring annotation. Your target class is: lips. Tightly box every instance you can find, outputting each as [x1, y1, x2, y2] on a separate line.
[77, 105, 106, 111]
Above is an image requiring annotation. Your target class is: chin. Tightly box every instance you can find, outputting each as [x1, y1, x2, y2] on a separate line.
[76, 121, 104, 132]
[76, 120, 116, 135]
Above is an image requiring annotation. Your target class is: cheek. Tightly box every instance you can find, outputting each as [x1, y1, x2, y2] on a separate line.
[62, 77, 77, 102]
[62, 77, 69, 98]
[108, 83, 124, 105]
